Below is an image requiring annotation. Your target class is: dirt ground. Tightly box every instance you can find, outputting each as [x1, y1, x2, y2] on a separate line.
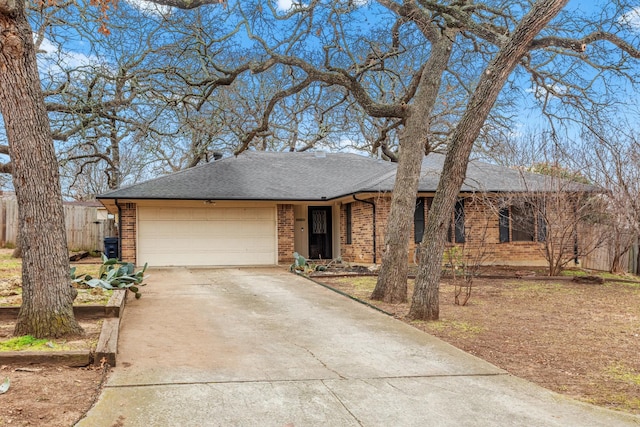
[0, 253, 108, 427]
[0, 314, 107, 427]
[0, 364, 107, 426]
[316, 271, 640, 414]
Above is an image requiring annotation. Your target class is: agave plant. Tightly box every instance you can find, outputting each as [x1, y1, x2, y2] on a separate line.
[71, 254, 148, 299]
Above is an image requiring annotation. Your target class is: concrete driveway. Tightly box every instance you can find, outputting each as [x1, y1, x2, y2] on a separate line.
[78, 268, 640, 426]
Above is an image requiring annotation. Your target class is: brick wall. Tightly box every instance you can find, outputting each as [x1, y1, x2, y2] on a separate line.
[340, 195, 550, 266]
[340, 196, 401, 264]
[458, 197, 547, 266]
[277, 204, 295, 264]
[119, 203, 136, 264]
[341, 199, 375, 263]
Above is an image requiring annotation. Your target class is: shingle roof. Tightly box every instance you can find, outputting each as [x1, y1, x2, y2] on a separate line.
[98, 151, 396, 201]
[423, 154, 594, 193]
[98, 151, 594, 201]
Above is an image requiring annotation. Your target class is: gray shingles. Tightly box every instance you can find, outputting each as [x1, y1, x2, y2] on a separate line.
[420, 153, 594, 193]
[98, 151, 594, 201]
[98, 151, 395, 201]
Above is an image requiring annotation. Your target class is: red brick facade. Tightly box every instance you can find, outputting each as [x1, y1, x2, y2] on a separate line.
[340, 196, 549, 266]
[340, 196, 398, 263]
[277, 204, 295, 264]
[460, 197, 547, 265]
[118, 198, 554, 267]
[119, 203, 137, 264]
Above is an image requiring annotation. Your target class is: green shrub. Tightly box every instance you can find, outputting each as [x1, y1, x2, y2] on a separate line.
[71, 254, 148, 299]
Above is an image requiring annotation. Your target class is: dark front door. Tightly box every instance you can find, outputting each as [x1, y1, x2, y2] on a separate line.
[308, 206, 332, 260]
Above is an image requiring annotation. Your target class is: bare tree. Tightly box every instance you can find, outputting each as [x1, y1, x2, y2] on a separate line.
[0, 0, 229, 337]
[136, 1, 639, 311]
[441, 193, 493, 307]
[409, 0, 640, 320]
[3, 0, 640, 336]
[579, 118, 640, 273]
[35, 4, 184, 195]
[0, 0, 84, 337]
[479, 130, 611, 276]
[505, 172, 605, 276]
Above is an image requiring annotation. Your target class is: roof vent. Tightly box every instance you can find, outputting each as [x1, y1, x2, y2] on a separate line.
[314, 151, 326, 158]
[212, 151, 223, 161]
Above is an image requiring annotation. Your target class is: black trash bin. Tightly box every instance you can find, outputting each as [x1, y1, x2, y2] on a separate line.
[103, 237, 119, 260]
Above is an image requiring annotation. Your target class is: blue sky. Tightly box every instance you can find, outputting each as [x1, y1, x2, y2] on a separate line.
[34, 0, 640, 85]
[0, 0, 632, 195]
[24, 1, 640, 156]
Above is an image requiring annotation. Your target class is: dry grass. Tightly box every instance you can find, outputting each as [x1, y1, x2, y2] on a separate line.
[317, 273, 640, 414]
[0, 248, 106, 306]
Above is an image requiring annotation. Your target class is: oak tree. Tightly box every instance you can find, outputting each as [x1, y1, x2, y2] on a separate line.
[0, 0, 83, 337]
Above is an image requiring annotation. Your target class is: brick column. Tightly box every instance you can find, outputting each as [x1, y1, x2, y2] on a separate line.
[119, 203, 136, 264]
[277, 204, 295, 264]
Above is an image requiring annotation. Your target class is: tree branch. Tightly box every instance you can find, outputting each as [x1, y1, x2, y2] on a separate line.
[143, 0, 225, 10]
[531, 32, 640, 58]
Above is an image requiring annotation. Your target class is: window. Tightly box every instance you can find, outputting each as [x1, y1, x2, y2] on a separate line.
[346, 203, 352, 244]
[415, 197, 465, 244]
[511, 205, 535, 241]
[499, 203, 546, 243]
[414, 198, 425, 243]
[451, 198, 465, 244]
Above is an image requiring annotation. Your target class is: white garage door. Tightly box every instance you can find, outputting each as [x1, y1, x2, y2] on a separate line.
[138, 206, 277, 266]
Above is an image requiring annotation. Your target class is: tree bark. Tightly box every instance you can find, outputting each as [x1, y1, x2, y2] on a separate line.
[0, 4, 83, 337]
[409, 0, 570, 320]
[371, 30, 455, 304]
[12, 229, 21, 258]
[107, 113, 121, 189]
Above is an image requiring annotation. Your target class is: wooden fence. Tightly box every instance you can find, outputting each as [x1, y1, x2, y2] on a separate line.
[580, 224, 639, 274]
[0, 197, 116, 252]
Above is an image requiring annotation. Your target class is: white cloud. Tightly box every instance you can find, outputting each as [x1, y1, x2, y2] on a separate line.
[619, 7, 640, 32]
[276, 0, 296, 11]
[526, 83, 567, 100]
[125, 0, 172, 17]
[35, 35, 100, 73]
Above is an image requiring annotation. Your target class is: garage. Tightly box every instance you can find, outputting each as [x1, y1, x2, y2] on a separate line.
[137, 206, 277, 266]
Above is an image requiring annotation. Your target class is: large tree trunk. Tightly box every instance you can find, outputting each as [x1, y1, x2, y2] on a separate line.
[0, 3, 83, 337]
[409, 0, 569, 320]
[371, 31, 455, 304]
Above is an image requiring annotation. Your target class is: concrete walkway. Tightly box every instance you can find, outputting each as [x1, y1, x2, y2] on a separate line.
[78, 268, 640, 426]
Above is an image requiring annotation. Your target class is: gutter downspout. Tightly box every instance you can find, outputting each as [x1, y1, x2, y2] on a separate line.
[116, 199, 122, 261]
[353, 195, 377, 264]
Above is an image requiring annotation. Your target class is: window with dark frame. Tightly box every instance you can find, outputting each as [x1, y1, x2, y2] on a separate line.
[417, 197, 465, 244]
[414, 198, 425, 243]
[346, 203, 352, 244]
[446, 198, 466, 243]
[499, 207, 510, 243]
[499, 203, 547, 243]
[511, 204, 535, 241]
[454, 198, 466, 243]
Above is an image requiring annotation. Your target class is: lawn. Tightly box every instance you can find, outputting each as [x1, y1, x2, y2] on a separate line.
[316, 272, 640, 414]
[0, 249, 108, 306]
